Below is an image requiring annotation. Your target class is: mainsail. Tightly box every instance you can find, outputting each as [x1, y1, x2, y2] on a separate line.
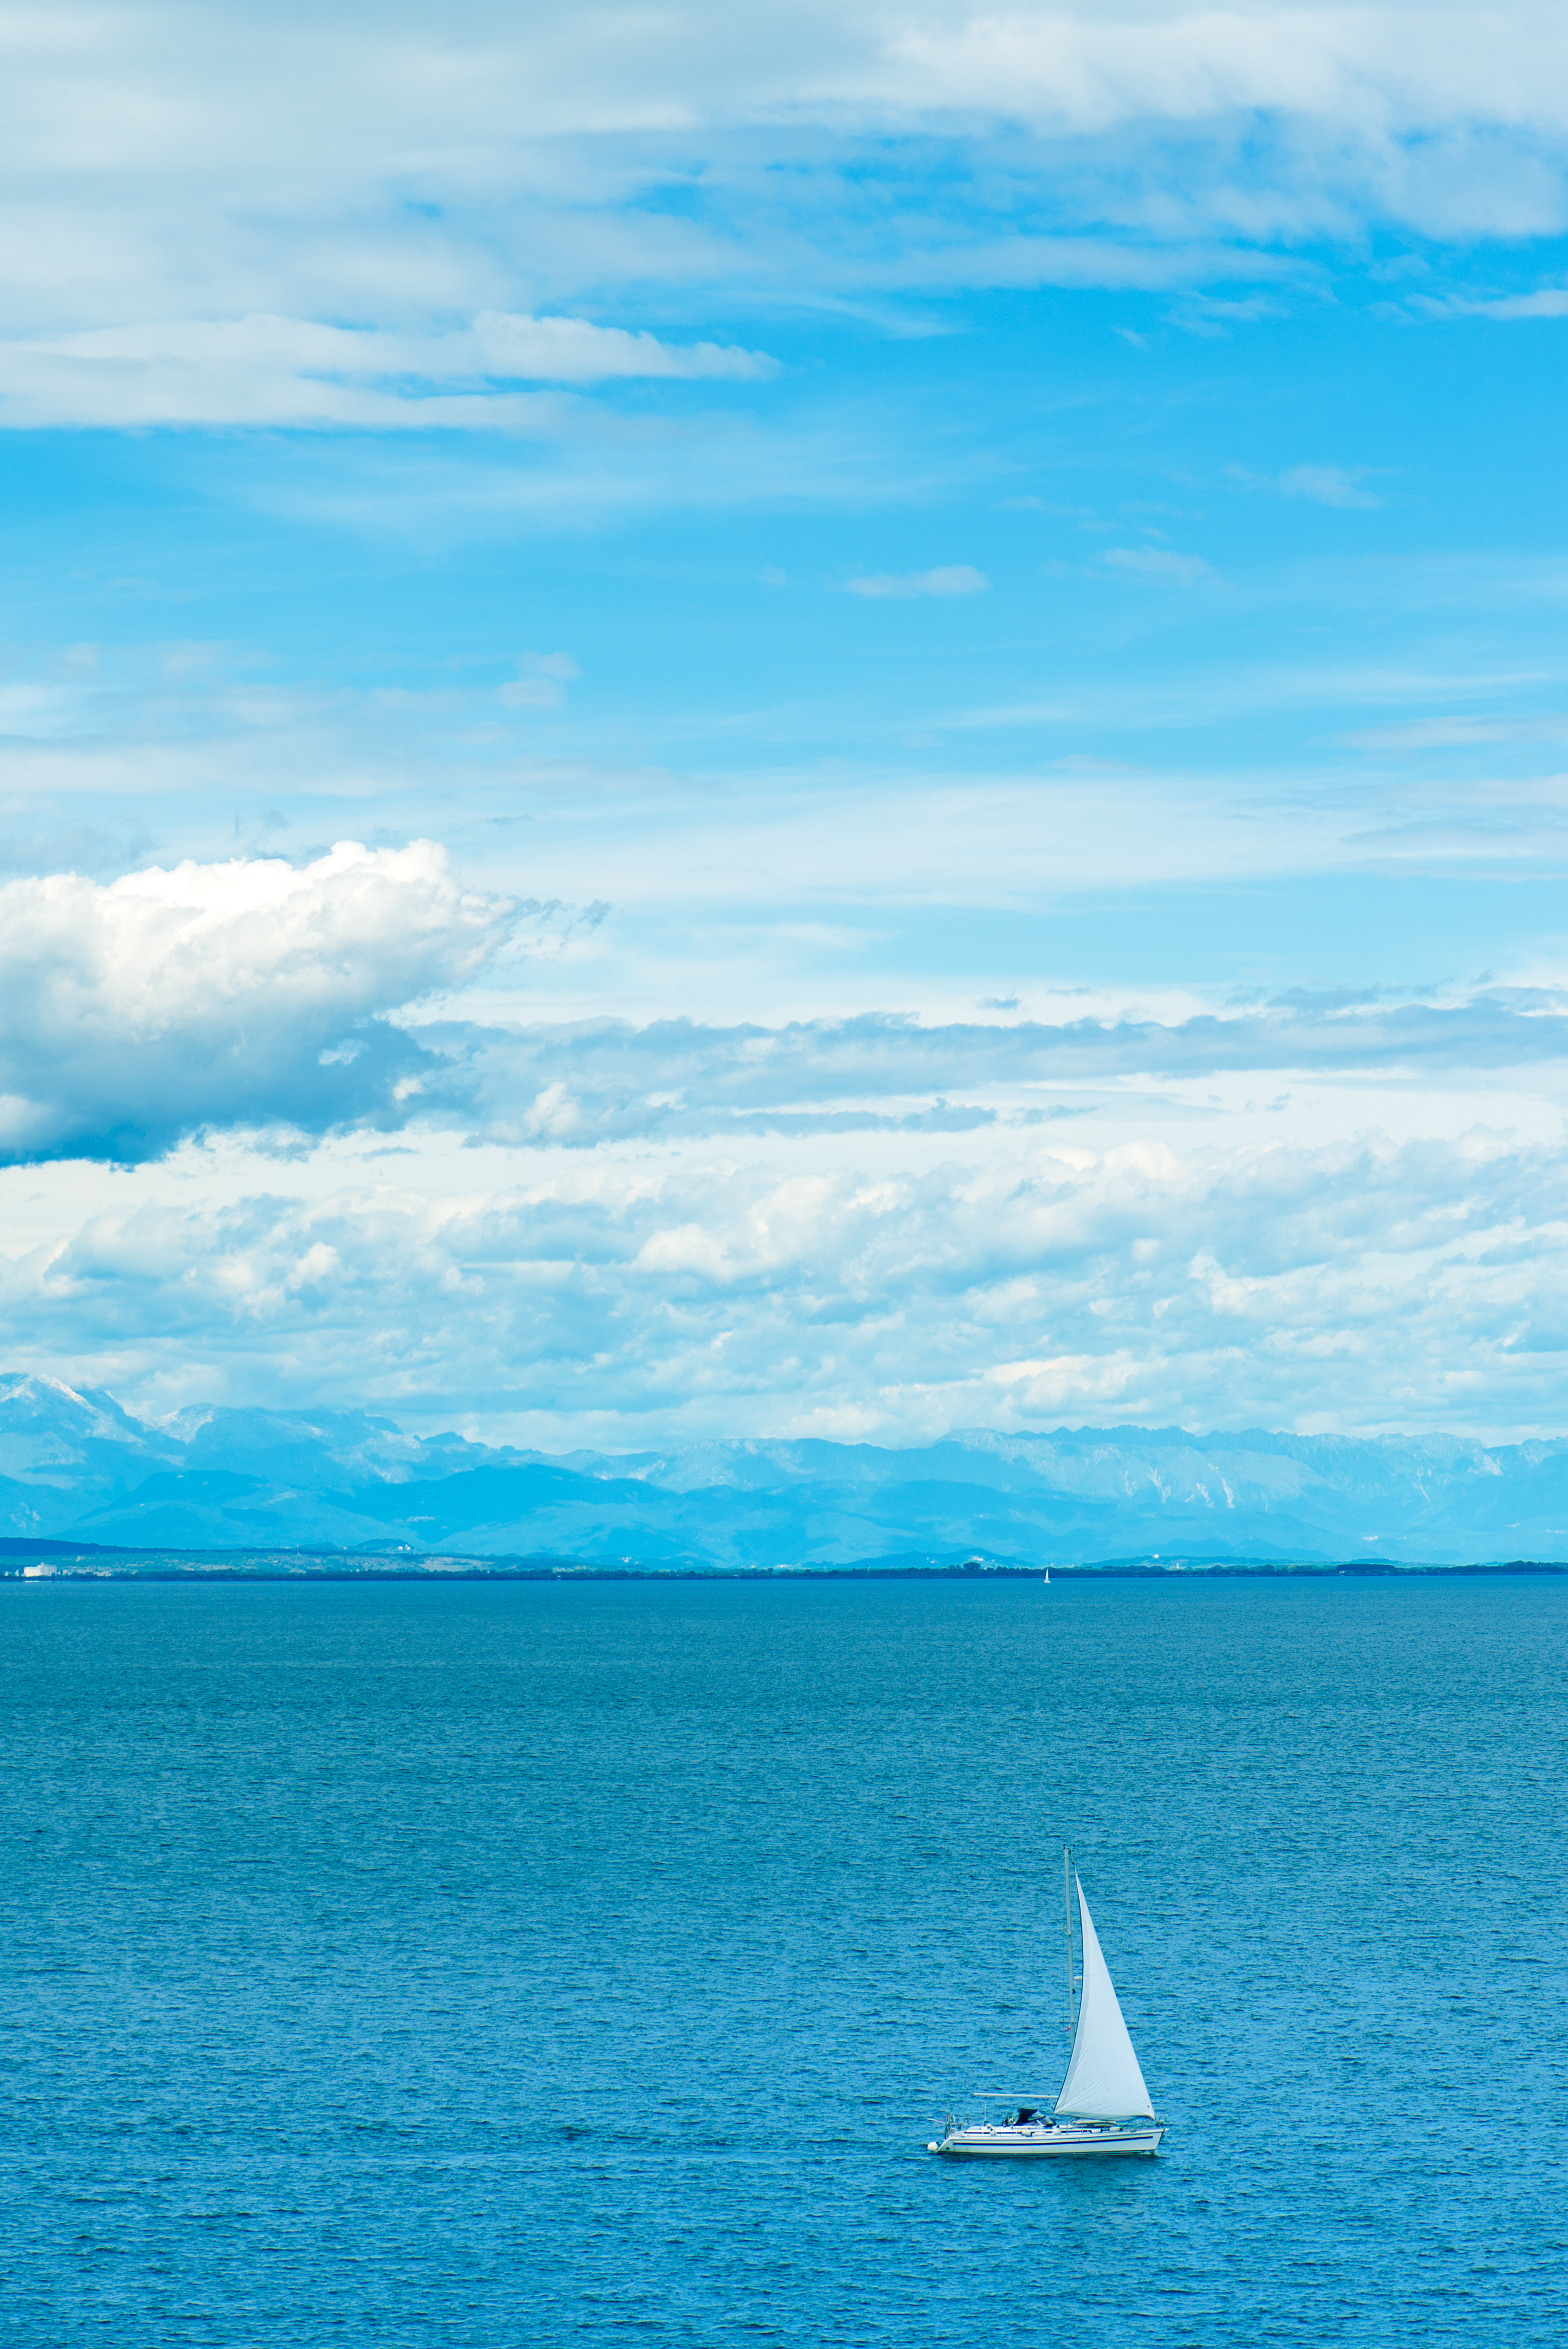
[1054, 1876, 1156, 2121]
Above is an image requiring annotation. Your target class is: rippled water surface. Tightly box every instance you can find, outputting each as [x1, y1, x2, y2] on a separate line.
[2, 1576, 1565, 2345]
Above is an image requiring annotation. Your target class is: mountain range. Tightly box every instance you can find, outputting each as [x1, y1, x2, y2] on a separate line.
[3, 1372, 1567, 1568]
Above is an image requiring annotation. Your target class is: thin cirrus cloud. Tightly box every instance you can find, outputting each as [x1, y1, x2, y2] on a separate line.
[1101, 546, 1218, 585]
[12, 6, 1568, 174]
[0, 313, 777, 430]
[1412, 287, 1568, 319]
[2, 5, 1564, 358]
[0, 842, 513, 1165]
[497, 652, 580, 710]
[843, 566, 990, 599]
[1228, 462, 1384, 507]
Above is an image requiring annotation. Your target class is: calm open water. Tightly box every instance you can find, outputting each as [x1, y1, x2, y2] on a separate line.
[2, 1576, 1565, 2345]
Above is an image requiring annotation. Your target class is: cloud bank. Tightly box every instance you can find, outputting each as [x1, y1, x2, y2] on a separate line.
[11, 871, 1568, 1167]
[6, 838, 1568, 1439]
[8, 1125, 1568, 1444]
[436, 996, 1568, 1146]
[0, 842, 511, 1162]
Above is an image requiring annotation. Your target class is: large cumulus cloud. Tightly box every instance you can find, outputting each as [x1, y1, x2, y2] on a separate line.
[0, 841, 510, 1163]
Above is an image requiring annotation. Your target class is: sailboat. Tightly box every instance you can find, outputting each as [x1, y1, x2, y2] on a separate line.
[928, 1855, 1165, 2158]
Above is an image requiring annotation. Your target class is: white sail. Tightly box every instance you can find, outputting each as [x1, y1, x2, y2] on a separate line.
[1054, 1876, 1156, 2121]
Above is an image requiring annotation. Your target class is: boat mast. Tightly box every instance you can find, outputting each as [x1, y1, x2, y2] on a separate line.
[1063, 1844, 1075, 2035]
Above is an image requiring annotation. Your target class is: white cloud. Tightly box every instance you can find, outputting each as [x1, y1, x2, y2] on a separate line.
[843, 565, 990, 599]
[9, 1122, 1568, 1445]
[861, 6, 1568, 135]
[1229, 462, 1384, 507]
[11, 7, 1568, 186]
[1340, 713, 1568, 748]
[1277, 464, 1380, 506]
[2, 4, 1561, 375]
[1102, 546, 1218, 585]
[0, 313, 775, 430]
[0, 842, 513, 1162]
[1415, 286, 1568, 319]
[436, 992, 1568, 1152]
[497, 651, 579, 710]
[885, 236, 1301, 293]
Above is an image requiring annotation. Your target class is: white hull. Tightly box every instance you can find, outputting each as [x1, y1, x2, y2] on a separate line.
[931, 2122, 1164, 2159]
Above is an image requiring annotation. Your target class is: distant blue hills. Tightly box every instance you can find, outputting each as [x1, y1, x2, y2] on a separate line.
[3, 1372, 1567, 1568]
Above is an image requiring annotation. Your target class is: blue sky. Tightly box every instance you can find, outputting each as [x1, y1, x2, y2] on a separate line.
[5, 1, 1568, 1446]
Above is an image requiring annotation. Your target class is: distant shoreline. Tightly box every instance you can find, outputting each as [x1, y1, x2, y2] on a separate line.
[3, 1540, 1564, 1583]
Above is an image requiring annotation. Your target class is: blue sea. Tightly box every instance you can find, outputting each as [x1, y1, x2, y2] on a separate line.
[2, 1576, 1564, 2345]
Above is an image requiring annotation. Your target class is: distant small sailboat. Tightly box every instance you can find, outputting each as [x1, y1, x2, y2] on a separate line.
[928, 1851, 1165, 2159]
